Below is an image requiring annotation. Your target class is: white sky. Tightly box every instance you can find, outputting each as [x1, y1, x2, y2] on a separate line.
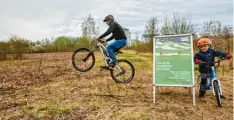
[0, 0, 233, 41]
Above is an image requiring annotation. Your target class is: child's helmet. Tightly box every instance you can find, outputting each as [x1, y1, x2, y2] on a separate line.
[197, 38, 211, 47]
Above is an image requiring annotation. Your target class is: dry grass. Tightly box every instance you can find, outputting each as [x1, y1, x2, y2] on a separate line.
[0, 50, 233, 120]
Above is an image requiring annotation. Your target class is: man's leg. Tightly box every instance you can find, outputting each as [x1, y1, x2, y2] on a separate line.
[106, 39, 127, 65]
[106, 42, 117, 63]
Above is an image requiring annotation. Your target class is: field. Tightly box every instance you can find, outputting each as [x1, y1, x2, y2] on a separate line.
[0, 50, 233, 120]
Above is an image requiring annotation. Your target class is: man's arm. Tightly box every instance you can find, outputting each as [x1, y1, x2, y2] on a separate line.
[106, 34, 114, 42]
[98, 22, 115, 39]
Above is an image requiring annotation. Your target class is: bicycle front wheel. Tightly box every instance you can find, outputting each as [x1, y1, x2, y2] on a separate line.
[213, 81, 222, 107]
[110, 59, 135, 83]
[72, 48, 95, 72]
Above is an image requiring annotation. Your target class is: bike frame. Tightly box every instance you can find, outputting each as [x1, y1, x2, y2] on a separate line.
[89, 41, 110, 66]
[199, 60, 223, 96]
[86, 41, 122, 72]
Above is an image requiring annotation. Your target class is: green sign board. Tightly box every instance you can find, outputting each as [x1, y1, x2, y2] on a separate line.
[153, 34, 194, 86]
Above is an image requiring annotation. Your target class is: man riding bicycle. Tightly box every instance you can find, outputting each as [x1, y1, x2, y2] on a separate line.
[97, 15, 127, 67]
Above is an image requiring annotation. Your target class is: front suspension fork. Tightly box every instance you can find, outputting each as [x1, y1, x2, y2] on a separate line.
[212, 78, 223, 96]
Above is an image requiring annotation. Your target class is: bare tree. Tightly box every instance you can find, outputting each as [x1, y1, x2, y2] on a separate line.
[201, 19, 222, 36]
[81, 14, 99, 48]
[144, 16, 159, 43]
[221, 26, 233, 53]
[161, 15, 173, 35]
[171, 12, 196, 34]
[81, 14, 98, 38]
[161, 12, 196, 35]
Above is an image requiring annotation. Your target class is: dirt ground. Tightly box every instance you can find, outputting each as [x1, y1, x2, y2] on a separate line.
[0, 51, 233, 120]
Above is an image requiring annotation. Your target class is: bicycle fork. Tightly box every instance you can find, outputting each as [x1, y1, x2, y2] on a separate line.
[211, 78, 223, 96]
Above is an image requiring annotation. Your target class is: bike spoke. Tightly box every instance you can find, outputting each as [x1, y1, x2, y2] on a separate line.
[72, 48, 95, 72]
[111, 61, 133, 83]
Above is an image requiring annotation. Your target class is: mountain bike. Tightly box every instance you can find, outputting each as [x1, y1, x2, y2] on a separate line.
[197, 58, 225, 107]
[72, 39, 135, 83]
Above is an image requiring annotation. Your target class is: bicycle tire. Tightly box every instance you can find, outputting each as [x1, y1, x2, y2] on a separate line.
[72, 48, 95, 72]
[110, 59, 135, 83]
[213, 81, 222, 107]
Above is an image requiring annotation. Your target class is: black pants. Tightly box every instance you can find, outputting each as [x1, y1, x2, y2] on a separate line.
[200, 74, 210, 85]
[200, 78, 207, 85]
[199, 74, 209, 97]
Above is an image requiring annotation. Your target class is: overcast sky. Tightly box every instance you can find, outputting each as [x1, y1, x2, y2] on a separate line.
[0, 0, 233, 41]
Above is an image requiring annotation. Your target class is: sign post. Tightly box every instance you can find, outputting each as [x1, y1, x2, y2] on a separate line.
[153, 34, 195, 106]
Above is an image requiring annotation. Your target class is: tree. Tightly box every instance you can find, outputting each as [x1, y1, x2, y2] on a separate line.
[161, 15, 173, 35]
[81, 14, 99, 48]
[201, 19, 222, 36]
[53, 36, 72, 52]
[221, 26, 233, 53]
[161, 12, 196, 35]
[81, 14, 99, 38]
[8, 36, 30, 59]
[144, 16, 159, 43]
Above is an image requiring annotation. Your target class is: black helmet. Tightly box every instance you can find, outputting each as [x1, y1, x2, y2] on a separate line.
[103, 15, 114, 22]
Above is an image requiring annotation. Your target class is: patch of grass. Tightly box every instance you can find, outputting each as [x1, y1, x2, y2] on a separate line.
[0, 60, 14, 66]
[37, 100, 72, 117]
[120, 112, 150, 120]
[140, 114, 151, 120]
[110, 111, 119, 119]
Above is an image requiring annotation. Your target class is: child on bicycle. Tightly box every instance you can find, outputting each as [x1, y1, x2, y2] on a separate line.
[97, 15, 127, 67]
[194, 37, 232, 100]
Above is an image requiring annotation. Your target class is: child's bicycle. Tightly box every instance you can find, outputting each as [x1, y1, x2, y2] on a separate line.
[197, 58, 225, 107]
[72, 39, 135, 83]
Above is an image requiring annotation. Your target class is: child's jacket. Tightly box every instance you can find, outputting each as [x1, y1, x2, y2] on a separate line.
[194, 48, 227, 73]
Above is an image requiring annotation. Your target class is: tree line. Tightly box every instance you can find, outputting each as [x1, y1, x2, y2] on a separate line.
[0, 12, 232, 60]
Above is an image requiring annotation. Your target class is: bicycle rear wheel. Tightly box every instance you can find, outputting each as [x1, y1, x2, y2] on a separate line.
[72, 48, 95, 72]
[213, 81, 222, 107]
[110, 59, 135, 83]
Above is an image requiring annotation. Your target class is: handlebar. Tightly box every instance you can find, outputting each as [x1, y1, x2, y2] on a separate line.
[200, 60, 220, 68]
[96, 39, 105, 43]
[200, 57, 226, 68]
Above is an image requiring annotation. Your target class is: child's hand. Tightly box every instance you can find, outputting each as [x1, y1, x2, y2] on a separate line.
[226, 54, 232, 59]
[194, 59, 202, 64]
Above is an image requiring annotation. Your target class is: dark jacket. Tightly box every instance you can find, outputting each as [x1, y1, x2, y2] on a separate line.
[99, 21, 127, 41]
[194, 48, 227, 73]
